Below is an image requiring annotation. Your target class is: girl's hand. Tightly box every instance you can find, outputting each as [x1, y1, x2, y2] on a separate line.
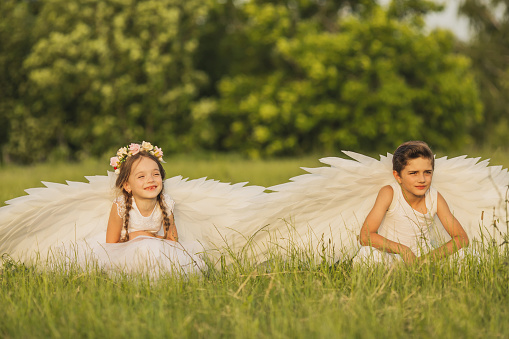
[400, 247, 416, 264]
[165, 233, 177, 242]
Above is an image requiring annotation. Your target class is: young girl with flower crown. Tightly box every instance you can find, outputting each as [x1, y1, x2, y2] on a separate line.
[106, 141, 177, 243]
[89, 141, 208, 275]
[0, 141, 266, 276]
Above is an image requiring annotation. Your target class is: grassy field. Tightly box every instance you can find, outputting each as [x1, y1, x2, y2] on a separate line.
[1, 152, 509, 338]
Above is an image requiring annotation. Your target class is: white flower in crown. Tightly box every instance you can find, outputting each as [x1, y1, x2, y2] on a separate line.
[110, 141, 164, 173]
[141, 141, 153, 152]
[116, 147, 128, 157]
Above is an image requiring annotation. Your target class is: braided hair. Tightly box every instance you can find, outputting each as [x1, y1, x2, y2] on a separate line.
[158, 194, 173, 240]
[114, 151, 167, 242]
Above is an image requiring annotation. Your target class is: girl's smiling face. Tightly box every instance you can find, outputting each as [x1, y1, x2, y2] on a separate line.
[393, 156, 433, 198]
[123, 156, 163, 200]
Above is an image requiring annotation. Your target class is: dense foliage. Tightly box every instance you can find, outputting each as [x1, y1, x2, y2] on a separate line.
[458, 0, 509, 147]
[0, 0, 483, 162]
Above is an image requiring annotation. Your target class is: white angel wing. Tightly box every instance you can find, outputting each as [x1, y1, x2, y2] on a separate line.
[432, 155, 509, 244]
[244, 152, 394, 263]
[164, 176, 266, 256]
[0, 173, 117, 263]
[246, 152, 509, 264]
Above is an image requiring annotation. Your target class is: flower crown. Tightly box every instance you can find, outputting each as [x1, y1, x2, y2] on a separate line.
[109, 141, 164, 174]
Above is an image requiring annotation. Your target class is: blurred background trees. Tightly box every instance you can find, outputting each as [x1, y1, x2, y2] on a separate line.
[458, 0, 509, 148]
[0, 0, 504, 163]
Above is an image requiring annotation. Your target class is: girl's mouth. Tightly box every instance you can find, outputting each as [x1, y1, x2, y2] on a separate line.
[145, 185, 158, 191]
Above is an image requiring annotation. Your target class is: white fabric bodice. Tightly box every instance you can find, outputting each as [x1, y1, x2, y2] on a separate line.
[377, 182, 437, 256]
[114, 193, 175, 235]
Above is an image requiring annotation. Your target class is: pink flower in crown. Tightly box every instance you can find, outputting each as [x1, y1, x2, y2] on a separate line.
[129, 143, 141, 155]
[110, 156, 120, 168]
[153, 146, 163, 159]
[141, 141, 153, 152]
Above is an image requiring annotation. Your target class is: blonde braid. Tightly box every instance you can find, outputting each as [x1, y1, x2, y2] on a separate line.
[158, 193, 172, 240]
[119, 191, 133, 242]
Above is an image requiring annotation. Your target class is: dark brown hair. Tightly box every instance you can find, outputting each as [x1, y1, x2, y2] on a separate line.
[115, 151, 171, 242]
[392, 141, 434, 174]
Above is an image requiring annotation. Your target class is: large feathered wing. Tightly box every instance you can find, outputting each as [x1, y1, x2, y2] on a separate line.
[245, 152, 509, 264]
[432, 155, 509, 244]
[0, 172, 266, 264]
[163, 176, 266, 257]
[0, 173, 117, 263]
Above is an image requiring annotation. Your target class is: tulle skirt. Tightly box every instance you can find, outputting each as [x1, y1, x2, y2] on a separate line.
[55, 235, 207, 277]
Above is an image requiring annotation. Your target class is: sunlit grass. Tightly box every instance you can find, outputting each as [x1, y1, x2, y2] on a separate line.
[1, 243, 508, 338]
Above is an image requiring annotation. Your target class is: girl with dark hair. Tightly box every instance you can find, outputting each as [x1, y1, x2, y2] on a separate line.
[354, 141, 469, 264]
[245, 141, 508, 265]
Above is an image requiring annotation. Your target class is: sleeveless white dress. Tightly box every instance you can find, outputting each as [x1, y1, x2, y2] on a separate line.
[64, 193, 207, 276]
[353, 182, 441, 265]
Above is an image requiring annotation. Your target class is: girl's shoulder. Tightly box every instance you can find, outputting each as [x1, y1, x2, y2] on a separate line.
[113, 195, 127, 218]
[378, 184, 395, 201]
[380, 184, 395, 194]
[162, 193, 175, 213]
[381, 183, 399, 212]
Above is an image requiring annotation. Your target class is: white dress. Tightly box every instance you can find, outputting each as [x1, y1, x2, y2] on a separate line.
[352, 182, 461, 265]
[64, 193, 207, 276]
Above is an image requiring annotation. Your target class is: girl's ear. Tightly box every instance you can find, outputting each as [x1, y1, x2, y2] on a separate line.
[393, 170, 402, 184]
[123, 182, 131, 194]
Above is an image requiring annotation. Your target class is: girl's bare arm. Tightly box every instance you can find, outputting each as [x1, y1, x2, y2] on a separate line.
[106, 203, 123, 243]
[359, 185, 416, 263]
[165, 213, 178, 242]
[420, 192, 469, 261]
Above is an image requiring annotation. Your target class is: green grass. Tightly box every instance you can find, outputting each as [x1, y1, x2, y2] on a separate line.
[1, 153, 509, 338]
[1, 247, 508, 338]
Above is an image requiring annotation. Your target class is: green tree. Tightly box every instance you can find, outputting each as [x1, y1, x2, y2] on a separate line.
[7, 0, 208, 162]
[194, 3, 481, 157]
[458, 0, 509, 146]
[0, 0, 41, 162]
[195, 0, 378, 97]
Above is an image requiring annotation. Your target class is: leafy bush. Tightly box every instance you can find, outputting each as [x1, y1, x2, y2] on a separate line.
[198, 6, 481, 156]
